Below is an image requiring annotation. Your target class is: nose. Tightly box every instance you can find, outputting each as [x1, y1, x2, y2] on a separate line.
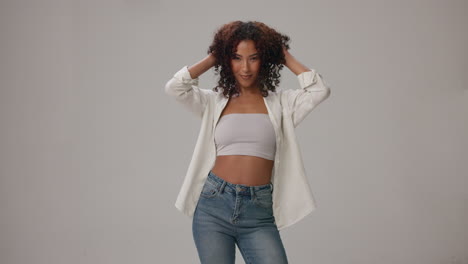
[241, 59, 250, 71]
[241, 67, 251, 75]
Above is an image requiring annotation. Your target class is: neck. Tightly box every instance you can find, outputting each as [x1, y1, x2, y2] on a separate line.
[237, 82, 262, 97]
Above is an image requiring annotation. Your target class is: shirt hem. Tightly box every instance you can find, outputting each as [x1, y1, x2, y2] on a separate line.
[276, 204, 316, 231]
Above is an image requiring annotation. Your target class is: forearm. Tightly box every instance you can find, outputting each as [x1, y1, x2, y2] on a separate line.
[284, 49, 311, 76]
[187, 53, 216, 79]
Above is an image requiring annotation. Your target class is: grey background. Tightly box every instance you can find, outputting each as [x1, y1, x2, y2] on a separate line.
[1, 0, 467, 263]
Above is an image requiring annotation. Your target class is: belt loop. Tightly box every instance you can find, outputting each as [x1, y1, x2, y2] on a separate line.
[219, 181, 227, 194]
[250, 187, 255, 201]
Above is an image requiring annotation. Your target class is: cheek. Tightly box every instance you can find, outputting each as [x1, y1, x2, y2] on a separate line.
[230, 62, 238, 71]
[253, 63, 261, 73]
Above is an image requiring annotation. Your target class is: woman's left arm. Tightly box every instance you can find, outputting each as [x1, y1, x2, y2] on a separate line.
[283, 47, 311, 75]
[281, 47, 331, 128]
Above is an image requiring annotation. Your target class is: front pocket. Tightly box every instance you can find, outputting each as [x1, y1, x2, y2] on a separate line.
[200, 180, 219, 198]
[252, 192, 273, 209]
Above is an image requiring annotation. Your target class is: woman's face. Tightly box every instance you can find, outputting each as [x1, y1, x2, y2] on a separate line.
[230, 39, 261, 91]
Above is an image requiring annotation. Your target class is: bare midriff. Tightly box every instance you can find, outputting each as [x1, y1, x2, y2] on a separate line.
[212, 91, 274, 186]
[211, 155, 274, 186]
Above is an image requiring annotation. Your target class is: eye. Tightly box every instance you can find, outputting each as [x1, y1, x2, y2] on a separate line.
[250, 57, 258, 61]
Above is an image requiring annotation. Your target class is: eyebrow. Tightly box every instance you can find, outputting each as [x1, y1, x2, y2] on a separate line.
[234, 53, 258, 57]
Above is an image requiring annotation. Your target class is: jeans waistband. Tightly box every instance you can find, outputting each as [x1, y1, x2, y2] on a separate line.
[207, 170, 273, 196]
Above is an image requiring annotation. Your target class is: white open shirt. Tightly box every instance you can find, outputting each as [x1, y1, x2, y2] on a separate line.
[165, 65, 331, 230]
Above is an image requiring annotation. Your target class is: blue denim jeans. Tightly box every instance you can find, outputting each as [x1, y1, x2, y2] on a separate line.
[192, 170, 288, 264]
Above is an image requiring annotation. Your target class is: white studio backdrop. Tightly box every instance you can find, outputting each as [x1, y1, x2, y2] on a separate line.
[0, 0, 467, 263]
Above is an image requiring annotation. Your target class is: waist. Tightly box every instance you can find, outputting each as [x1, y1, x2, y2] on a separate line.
[211, 155, 274, 185]
[207, 170, 273, 196]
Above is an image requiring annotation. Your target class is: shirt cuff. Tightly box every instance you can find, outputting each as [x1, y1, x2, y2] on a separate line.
[297, 69, 319, 90]
[173, 65, 199, 85]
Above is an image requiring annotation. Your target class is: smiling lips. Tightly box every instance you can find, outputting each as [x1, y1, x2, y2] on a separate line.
[240, 75, 252, 80]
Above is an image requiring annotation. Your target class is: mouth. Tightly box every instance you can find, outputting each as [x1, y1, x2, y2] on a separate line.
[240, 75, 252, 80]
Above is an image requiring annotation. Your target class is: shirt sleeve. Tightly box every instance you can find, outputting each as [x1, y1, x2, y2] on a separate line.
[280, 69, 331, 127]
[164, 65, 215, 119]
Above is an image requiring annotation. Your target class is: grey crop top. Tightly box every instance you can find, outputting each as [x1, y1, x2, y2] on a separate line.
[214, 113, 276, 160]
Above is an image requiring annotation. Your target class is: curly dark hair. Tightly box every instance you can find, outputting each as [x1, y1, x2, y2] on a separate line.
[207, 20, 291, 98]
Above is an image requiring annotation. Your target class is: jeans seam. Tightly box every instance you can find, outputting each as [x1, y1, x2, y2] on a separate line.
[236, 240, 251, 264]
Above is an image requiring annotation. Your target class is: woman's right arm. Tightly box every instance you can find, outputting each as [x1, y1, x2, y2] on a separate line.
[164, 53, 217, 118]
[187, 53, 216, 79]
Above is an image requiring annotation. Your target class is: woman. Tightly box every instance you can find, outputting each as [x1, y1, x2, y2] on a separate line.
[165, 20, 331, 264]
